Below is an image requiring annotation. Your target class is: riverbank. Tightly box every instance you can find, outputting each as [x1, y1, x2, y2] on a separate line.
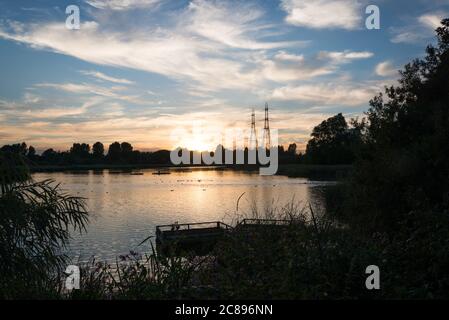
[30, 163, 352, 180]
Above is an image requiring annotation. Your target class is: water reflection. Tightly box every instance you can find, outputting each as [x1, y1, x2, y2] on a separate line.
[33, 168, 332, 262]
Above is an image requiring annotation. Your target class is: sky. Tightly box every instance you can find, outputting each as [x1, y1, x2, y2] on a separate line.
[0, 0, 448, 152]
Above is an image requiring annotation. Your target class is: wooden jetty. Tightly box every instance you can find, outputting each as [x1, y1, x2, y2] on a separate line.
[155, 219, 290, 256]
[156, 221, 233, 256]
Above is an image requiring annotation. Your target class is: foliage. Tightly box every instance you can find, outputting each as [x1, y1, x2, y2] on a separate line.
[346, 18, 449, 228]
[304, 113, 362, 165]
[0, 151, 89, 299]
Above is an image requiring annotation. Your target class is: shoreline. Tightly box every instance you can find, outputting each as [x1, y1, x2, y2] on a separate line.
[31, 163, 352, 179]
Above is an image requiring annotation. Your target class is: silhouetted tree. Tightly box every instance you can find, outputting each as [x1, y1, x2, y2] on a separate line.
[1, 143, 28, 156]
[304, 113, 363, 165]
[287, 143, 297, 155]
[120, 142, 133, 154]
[107, 142, 122, 162]
[348, 18, 449, 228]
[41, 148, 59, 164]
[27, 146, 36, 161]
[92, 142, 105, 159]
[70, 143, 90, 157]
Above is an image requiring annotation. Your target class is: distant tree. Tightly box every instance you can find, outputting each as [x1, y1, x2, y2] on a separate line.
[92, 142, 105, 158]
[287, 143, 297, 155]
[149, 150, 171, 164]
[107, 142, 122, 162]
[27, 146, 36, 160]
[120, 142, 133, 154]
[1, 143, 28, 155]
[70, 143, 90, 158]
[41, 148, 59, 164]
[42, 148, 56, 158]
[305, 113, 360, 165]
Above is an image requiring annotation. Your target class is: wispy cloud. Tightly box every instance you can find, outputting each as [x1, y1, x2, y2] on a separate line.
[0, 20, 265, 92]
[281, 0, 363, 30]
[391, 12, 447, 44]
[182, 0, 303, 50]
[0, 0, 312, 93]
[271, 81, 381, 106]
[317, 50, 373, 63]
[261, 50, 373, 82]
[375, 61, 397, 77]
[85, 0, 161, 11]
[80, 70, 134, 84]
[35, 82, 149, 105]
[20, 99, 101, 119]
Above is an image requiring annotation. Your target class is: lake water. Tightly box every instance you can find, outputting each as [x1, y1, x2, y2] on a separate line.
[33, 168, 331, 262]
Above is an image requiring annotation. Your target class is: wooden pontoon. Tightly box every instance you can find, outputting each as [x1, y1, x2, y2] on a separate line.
[155, 219, 291, 256]
[156, 221, 232, 256]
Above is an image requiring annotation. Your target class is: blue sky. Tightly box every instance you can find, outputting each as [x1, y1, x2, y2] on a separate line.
[0, 0, 448, 151]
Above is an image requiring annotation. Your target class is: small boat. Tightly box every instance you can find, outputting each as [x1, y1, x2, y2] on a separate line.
[130, 172, 144, 175]
[152, 170, 171, 175]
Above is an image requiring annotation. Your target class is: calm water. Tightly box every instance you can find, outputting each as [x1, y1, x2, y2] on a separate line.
[33, 168, 331, 262]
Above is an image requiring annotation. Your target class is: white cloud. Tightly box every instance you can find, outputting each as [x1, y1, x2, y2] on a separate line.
[0, 94, 105, 120]
[0, 19, 274, 92]
[85, 0, 161, 11]
[261, 52, 331, 82]
[80, 70, 134, 84]
[271, 82, 380, 106]
[281, 0, 363, 30]
[418, 14, 444, 30]
[391, 12, 446, 44]
[261, 50, 373, 82]
[375, 61, 397, 77]
[34, 82, 151, 105]
[21, 99, 100, 119]
[318, 50, 373, 63]
[23, 92, 41, 104]
[182, 0, 302, 50]
[0, 1, 313, 93]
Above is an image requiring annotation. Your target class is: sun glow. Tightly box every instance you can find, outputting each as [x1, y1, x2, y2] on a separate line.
[183, 138, 215, 152]
[170, 122, 227, 152]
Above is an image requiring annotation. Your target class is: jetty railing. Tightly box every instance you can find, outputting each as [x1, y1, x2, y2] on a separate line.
[156, 221, 232, 235]
[237, 218, 292, 226]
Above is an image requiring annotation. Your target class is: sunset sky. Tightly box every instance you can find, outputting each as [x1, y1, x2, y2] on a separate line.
[0, 0, 448, 152]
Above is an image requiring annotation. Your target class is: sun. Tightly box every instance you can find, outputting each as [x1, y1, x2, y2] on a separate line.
[184, 138, 213, 152]
[170, 123, 224, 151]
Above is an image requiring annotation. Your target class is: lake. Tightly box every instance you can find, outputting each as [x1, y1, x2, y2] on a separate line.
[33, 168, 332, 262]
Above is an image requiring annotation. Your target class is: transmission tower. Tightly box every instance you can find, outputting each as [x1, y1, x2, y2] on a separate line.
[249, 108, 258, 149]
[263, 102, 271, 149]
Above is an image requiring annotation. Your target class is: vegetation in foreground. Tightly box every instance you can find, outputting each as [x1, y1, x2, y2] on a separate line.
[1, 19, 449, 299]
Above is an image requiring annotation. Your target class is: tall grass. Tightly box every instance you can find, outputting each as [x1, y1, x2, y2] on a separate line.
[0, 151, 89, 299]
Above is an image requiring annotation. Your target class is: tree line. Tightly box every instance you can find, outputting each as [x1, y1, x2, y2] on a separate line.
[0, 141, 302, 167]
[0, 141, 170, 166]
